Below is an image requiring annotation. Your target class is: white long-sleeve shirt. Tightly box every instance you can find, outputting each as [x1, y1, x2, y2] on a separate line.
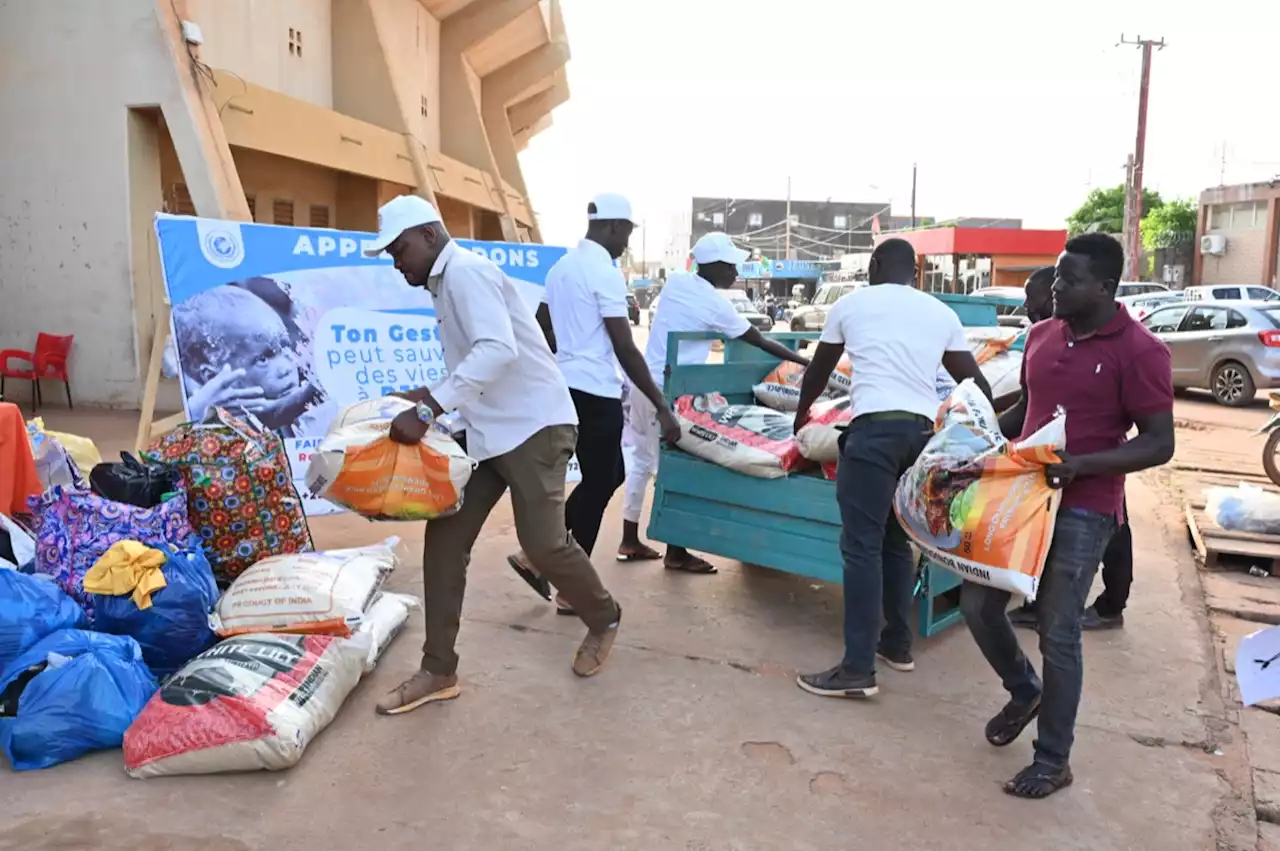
[426, 240, 577, 461]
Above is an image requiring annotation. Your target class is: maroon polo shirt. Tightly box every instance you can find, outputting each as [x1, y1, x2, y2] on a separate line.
[1019, 305, 1173, 518]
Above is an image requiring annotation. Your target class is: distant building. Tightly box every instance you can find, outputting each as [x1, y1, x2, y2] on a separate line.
[1194, 182, 1280, 287]
[690, 197, 892, 261]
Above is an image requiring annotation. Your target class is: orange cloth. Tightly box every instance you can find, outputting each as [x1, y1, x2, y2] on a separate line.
[0, 402, 42, 515]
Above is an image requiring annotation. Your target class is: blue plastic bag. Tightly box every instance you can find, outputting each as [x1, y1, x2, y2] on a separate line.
[0, 571, 88, 673]
[0, 630, 157, 770]
[91, 548, 219, 677]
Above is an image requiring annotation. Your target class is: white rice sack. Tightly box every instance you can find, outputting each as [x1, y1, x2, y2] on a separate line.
[123, 633, 367, 777]
[356, 592, 420, 674]
[794, 397, 852, 463]
[673, 394, 804, 479]
[306, 397, 475, 521]
[211, 539, 400, 638]
[983, 350, 1024, 399]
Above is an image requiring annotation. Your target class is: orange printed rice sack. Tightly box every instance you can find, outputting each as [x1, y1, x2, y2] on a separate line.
[752, 362, 842, 411]
[305, 398, 475, 521]
[893, 380, 1064, 599]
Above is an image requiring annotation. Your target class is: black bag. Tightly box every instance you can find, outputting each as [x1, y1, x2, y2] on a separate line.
[89, 453, 182, 508]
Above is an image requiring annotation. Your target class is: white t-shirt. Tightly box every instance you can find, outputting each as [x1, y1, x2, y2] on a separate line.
[540, 239, 629, 398]
[819, 283, 967, 420]
[644, 272, 752, 387]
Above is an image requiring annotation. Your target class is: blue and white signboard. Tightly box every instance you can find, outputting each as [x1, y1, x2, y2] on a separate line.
[154, 214, 572, 515]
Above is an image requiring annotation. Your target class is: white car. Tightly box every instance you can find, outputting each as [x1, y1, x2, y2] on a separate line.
[1118, 292, 1185, 321]
[1183, 284, 1280, 303]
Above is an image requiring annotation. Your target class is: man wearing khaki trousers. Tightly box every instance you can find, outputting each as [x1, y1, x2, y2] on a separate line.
[363, 195, 623, 716]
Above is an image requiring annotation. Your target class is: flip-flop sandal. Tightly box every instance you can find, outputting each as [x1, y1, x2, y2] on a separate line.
[555, 598, 576, 616]
[616, 545, 662, 562]
[664, 556, 718, 574]
[506, 555, 551, 601]
[985, 697, 1041, 747]
[1002, 763, 1074, 799]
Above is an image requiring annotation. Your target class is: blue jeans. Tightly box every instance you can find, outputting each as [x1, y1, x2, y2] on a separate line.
[960, 508, 1117, 770]
[836, 414, 933, 675]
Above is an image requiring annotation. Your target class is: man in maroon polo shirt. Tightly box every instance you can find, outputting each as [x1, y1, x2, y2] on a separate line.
[960, 232, 1175, 799]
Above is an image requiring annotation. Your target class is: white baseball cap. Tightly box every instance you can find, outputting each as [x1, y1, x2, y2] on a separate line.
[587, 193, 635, 224]
[364, 195, 443, 256]
[691, 232, 750, 266]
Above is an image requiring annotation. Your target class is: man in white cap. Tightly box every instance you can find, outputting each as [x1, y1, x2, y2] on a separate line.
[617, 231, 810, 573]
[506, 193, 681, 615]
[362, 195, 623, 715]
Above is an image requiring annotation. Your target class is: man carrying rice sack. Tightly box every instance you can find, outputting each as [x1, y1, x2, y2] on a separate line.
[790, 238, 990, 700]
[364, 196, 624, 715]
[957, 234, 1174, 800]
[614, 232, 809, 576]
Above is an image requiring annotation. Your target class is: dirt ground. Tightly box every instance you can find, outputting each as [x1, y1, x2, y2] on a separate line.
[0, 385, 1274, 850]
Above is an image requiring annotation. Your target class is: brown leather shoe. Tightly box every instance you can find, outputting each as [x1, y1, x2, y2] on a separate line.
[375, 671, 459, 715]
[572, 605, 621, 677]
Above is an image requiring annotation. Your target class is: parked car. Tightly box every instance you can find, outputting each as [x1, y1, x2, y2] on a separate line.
[1183, 284, 1280, 303]
[1118, 291, 1185, 321]
[1115, 282, 1169, 298]
[724, 289, 773, 331]
[789, 282, 861, 332]
[1140, 299, 1280, 406]
[625, 292, 640, 325]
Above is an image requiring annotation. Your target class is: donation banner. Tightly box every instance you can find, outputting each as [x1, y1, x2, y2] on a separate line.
[154, 214, 576, 515]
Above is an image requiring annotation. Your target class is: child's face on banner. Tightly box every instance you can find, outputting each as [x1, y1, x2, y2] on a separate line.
[225, 302, 299, 399]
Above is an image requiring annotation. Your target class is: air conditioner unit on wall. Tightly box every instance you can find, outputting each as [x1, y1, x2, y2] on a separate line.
[1201, 234, 1227, 255]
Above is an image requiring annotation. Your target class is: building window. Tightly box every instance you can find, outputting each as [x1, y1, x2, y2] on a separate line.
[1211, 201, 1266, 230]
[420, 96, 429, 118]
[272, 199, 295, 226]
[289, 28, 302, 57]
[309, 204, 330, 228]
[711, 212, 724, 226]
[833, 215, 848, 229]
[748, 212, 763, 228]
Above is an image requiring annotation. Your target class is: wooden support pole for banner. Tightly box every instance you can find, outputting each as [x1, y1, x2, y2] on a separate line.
[135, 303, 186, 453]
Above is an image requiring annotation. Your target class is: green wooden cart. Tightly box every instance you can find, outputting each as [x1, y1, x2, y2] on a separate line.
[646, 293, 1021, 638]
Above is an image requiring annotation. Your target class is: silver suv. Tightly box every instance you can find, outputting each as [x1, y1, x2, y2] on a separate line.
[789, 282, 862, 332]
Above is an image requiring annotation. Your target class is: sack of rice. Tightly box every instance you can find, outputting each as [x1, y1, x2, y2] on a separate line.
[211, 539, 399, 638]
[306, 397, 475, 521]
[673, 394, 803, 479]
[893, 380, 1064, 599]
[751, 362, 841, 412]
[794, 397, 852, 463]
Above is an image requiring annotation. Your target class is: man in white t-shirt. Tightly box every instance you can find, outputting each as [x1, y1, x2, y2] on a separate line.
[507, 194, 681, 614]
[619, 232, 810, 573]
[792, 237, 991, 700]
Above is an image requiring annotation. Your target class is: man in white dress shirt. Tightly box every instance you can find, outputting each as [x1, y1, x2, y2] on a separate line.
[507, 194, 681, 615]
[364, 195, 623, 715]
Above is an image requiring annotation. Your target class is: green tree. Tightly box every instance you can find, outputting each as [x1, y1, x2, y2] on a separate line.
[1066, 184, 1165, 236]
[1140, 198, 1197, 251]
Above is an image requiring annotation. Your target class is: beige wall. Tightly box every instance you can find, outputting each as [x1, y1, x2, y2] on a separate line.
[0, 0, 207, 406]
[1201, 226, 1269, 285]
[187, 0, 334, 108]
[370, 0, 442, 150]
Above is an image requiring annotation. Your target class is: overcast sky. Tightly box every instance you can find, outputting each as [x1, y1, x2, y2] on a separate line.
[519, 0, 1280, 259]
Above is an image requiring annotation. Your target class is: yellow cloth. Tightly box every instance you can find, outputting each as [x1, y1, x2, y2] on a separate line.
[84, 541, 168, 610]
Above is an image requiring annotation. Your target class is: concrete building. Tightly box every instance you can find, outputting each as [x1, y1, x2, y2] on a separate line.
[690, 197, 892, 261]
[1194, 182, 1280, 287]
[0, 0, 571, 407]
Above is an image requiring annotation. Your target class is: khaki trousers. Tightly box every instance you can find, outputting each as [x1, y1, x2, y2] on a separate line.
[421, 424, 619, 675]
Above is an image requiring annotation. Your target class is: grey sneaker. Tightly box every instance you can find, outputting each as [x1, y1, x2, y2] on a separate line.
[796, 665, 878, 698]
[573, 605, 621, 677]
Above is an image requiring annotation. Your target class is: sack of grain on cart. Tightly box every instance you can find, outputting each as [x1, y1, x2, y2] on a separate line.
[893, 380, 1064, 599]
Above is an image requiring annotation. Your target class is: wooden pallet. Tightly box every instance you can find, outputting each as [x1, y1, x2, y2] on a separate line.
[1186, 501, 1280, 574]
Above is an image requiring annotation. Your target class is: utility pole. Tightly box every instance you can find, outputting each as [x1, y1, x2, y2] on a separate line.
[784, 176, 793, 260]
[910, 163, 918, 230]
[1120, 34, 1166, 278]
[1121, 155, 1136, 280]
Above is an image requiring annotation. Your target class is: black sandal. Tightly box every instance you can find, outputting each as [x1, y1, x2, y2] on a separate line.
[663, 555, 718, 574]
[984, 696, 1041, 747]
[506, 554, 551, 601]
[1002, 762, 1073, 799]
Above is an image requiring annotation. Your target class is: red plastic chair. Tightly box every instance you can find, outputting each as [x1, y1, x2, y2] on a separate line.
[0, 333, 74, 411]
